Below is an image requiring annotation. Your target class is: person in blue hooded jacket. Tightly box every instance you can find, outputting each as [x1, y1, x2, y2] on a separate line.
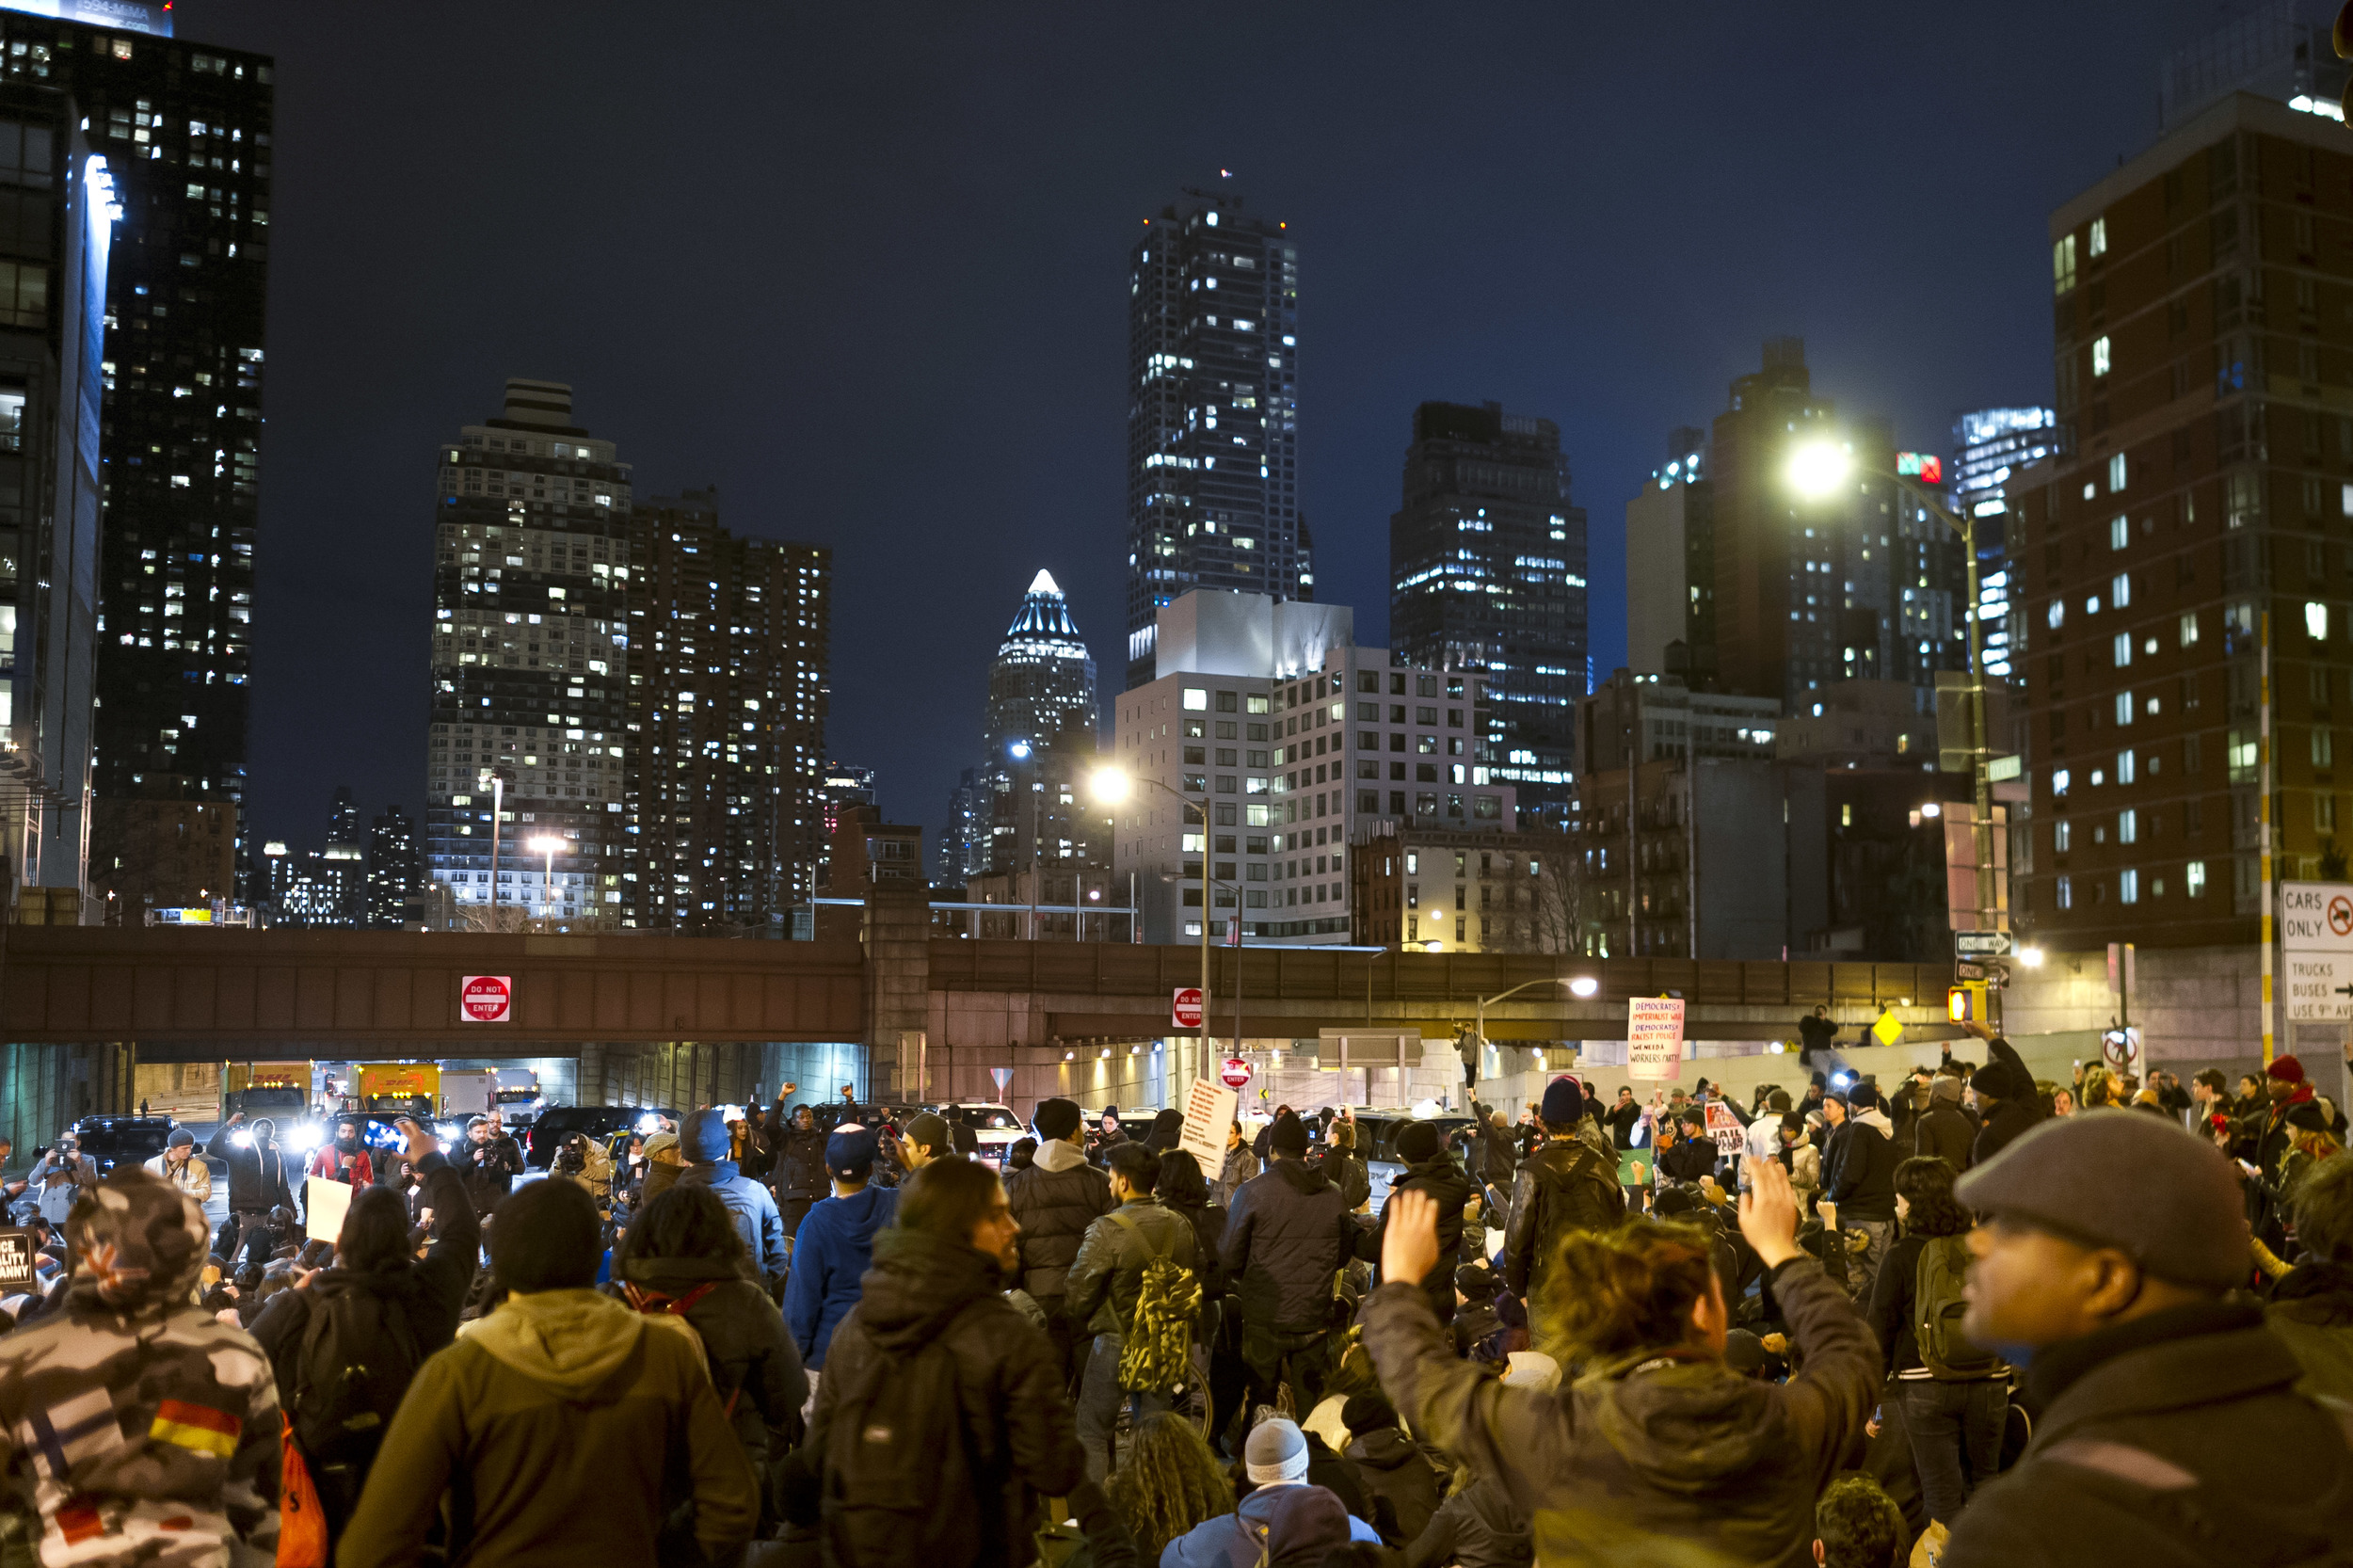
[783, 1125, 899, 1377]
[1160, 1416, 1378, 1568]
[677, 1108, 789, 1289]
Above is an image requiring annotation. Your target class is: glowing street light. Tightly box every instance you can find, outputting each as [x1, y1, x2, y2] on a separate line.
[1088, 766, 1133, 805]
[526, 834, 564, 919]
[1785, 440, 1854, 499]
[1090, 766, 1210, 1064]
[1568, 975, 1600, 999]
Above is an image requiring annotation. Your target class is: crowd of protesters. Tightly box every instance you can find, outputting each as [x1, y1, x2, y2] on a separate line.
[0, 1027, 2349, 1568]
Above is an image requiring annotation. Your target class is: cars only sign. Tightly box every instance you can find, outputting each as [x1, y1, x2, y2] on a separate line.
[459, 974, 513, 1024]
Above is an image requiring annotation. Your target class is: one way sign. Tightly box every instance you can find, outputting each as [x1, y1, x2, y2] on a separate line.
[1954, 931, 2012, 959]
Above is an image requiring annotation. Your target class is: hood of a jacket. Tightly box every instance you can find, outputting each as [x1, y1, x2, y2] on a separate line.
[1586, 1357, 1779, 1494]
[1238, 1483, 1353, 1568]
[1929, 1076, 1963, 1106]
[1347, 1427, 1421, 1474]
[616, 1253, 748, 1289]
[680, 1159, 743, 1189]
[1852, 1108, 1893, 1137]
[1033, 1136, 1090, 1175]
[1270, 1156, 1332, 1197]
[854, 1225, 1002, 1354]
[818, 1181, 897, 1239]
[2270, 1258, 2353, 1324]
[469, 1288, 660, 1393]
[65, 1170, 211, 1316]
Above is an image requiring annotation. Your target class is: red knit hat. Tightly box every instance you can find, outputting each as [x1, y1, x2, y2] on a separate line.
[2266, 1055, 2307, 1084]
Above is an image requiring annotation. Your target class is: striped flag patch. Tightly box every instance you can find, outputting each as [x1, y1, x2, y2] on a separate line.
[12, 1389, 124, 1480]
[149, 1400, 237, 1459]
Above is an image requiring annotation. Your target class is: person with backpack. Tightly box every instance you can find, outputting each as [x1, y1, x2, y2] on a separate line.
[802, 1154, 1137, 1568]
[1501, 1079, 1625, 1304]
[677, 1107, 790, 1291]
[341, 1176, 757, 1568]
[610, 1182, 808, 1549]
[0, 1167, 281, 1566]
[1064, 1143, 1200, 1483]
[248, 1115, 479, 1551]
[1863, 1156, 2009, 1528]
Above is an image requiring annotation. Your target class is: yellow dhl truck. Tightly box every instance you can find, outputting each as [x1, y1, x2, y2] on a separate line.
[355, 1062, 441, 1114]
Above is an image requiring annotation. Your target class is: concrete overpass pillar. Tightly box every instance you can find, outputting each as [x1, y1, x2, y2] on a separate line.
[864, 884, 930, 1098]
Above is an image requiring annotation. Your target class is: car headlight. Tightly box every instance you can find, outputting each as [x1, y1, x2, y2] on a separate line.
[636, 1113, 663, 1135]
[286, 1127, 324, 1155]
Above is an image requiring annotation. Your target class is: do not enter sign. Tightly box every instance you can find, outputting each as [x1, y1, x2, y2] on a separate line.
[1220, 1058, 1252, 1089]
[1172, 987, 1205, 1030]
[459, 974, 513, 1024]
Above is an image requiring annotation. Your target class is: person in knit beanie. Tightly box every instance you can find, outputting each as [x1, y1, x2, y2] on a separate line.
[1500, 1077, 1625, 1301]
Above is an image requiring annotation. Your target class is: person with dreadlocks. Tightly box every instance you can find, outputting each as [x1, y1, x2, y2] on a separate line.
[608, 1182, 808, 1544]
[1087, 1411, 1237, 1566]
[0, 1167, 282, 1564]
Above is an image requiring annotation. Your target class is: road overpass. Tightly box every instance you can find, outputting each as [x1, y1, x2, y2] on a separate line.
[0, 900, 1954, 1146]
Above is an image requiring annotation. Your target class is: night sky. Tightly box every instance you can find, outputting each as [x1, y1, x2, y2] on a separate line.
[192, 0, 2233, 864]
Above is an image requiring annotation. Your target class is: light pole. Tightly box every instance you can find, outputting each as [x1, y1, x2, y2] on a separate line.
[1472, 977, 1577, 1084]
[1166, 870, 1248, 1063]
[527, 835, 565, 922]
[1094, 767, 1212, 1077]
[1009, 740, 1045, 940]
[1789, 442, 1996, 932]
[477, 766, 512, 929]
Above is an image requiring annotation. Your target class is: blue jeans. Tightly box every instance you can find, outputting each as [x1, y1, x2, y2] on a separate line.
[1898, 1377, 2009, 1525]
[1077, 1331, 1174, 1483]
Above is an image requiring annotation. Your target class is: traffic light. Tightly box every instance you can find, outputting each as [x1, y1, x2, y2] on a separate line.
[2337, 3, 2353, 122]
[1946, 983, 1987, 1024]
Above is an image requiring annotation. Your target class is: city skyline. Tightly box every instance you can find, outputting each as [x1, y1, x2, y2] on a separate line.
[157, 0, 2251, 863]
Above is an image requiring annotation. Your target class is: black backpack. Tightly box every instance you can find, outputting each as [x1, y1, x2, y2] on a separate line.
[820, 1298, 991, 1568]
[289, 1284, 423, 1505]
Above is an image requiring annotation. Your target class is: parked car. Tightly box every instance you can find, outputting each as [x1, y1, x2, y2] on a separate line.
[524, 1105, 680, 1169]
[67, 1114, 180, 1176]
[930, 1102, 1024, 1163]
[1353, 1111, 1476, 1209]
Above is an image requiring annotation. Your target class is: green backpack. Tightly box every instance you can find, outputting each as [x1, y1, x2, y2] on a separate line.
[1111, 1209, 1202, 1393]
[1913, 1233, 2006, 1381]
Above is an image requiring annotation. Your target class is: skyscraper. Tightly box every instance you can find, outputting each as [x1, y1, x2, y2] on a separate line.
[984, 568, 1096, 760]
[1949, 407, 2058, 682]
[0, 81, 113, 918]
[1125, 188, 1305, 689]
[618, 488, 830, 930]
[365, 805, 416, 929]
[1623, 427, 1713, 680]
[1388, 401, 1587, 817]
[423, 379, 633, 925]
[0, 5, 275, 905]
[1704, 338, 1968, 712]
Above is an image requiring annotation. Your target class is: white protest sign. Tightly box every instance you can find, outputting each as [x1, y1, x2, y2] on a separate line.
[1627, 996, 1686, 1081]
[1178, 1078, 1240, 1178]
[1704, 1100, 1745, 1157]
[304, 1176, 351, 1246]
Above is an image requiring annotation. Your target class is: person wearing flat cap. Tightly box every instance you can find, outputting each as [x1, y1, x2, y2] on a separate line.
[1501, 1076, 1625, 1303]
[1939, 1112, 2353, 1568]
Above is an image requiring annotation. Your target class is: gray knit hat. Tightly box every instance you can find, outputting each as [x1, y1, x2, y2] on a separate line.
[1956, 1111, 2249, 1288]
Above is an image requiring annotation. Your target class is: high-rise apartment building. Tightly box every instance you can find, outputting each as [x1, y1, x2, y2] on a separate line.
[423, 379, 632, 925]
[1389, 401, 1588, 819]
[364, 805, 416, 929]
[821, 760, 874, 887]
[619, 487, 829, 930]
[0, 81, 112, 919]
[1112, 588, 1515, 945]
[0, 5, 273, 904]
[1951, 408, 2060, 681]
[1705, 338, 1970, 712]
[2019, 90, 2353, 958]
[1125, 189, 1305, 689]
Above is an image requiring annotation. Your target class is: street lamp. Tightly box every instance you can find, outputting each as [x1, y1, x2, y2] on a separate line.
[526, 835, 564, 920]
[1008, 739, 1044, 939]
[477, 766, 513, 927]
[1788, 440, 1997, 934]
[1471, 977, 1575, 1080]
[1093, 766, 1213, 1074]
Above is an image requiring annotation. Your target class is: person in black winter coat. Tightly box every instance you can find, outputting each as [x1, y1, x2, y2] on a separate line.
[1313, 1115, 1372, 1212]
[1361, 1121, 1471, 1324]
[1006, 1096, 1113, 1390]
[609, 1182, 808, 1547]
[1223, 1111, 1358, 1416]
[206, 1112, 295, 1265]
[1501, 1080, 1625, 1302]
[1819, 1089, 1900, 1302]
[1603, 1087, 1643, 1151]
[1340, 1393, 1443, 1545]
[459, 1116, 525, 1217]
[1908, 1075, 1978, 1171]
[248, 1118, 480, 1549]
[1155, 1146, 1229, 1298]
[1959, 1022, 2045, 1167]
[770, 1104, 830, 1244]
[1654, 1114, 1719, 1186]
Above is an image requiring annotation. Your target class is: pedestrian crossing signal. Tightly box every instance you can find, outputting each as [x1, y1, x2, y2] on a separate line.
[1946, 984, 1986, 1023]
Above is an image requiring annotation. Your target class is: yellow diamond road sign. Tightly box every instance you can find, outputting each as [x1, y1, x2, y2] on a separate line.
[1871, 1010, 1905, 1048]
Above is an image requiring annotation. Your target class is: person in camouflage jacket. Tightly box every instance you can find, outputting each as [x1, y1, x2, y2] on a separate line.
[0, 1167, 280, 1565]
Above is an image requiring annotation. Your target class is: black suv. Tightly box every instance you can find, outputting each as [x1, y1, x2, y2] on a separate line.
[68, 1115, 180, 1176]
[525, 1106, 680, 1169]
